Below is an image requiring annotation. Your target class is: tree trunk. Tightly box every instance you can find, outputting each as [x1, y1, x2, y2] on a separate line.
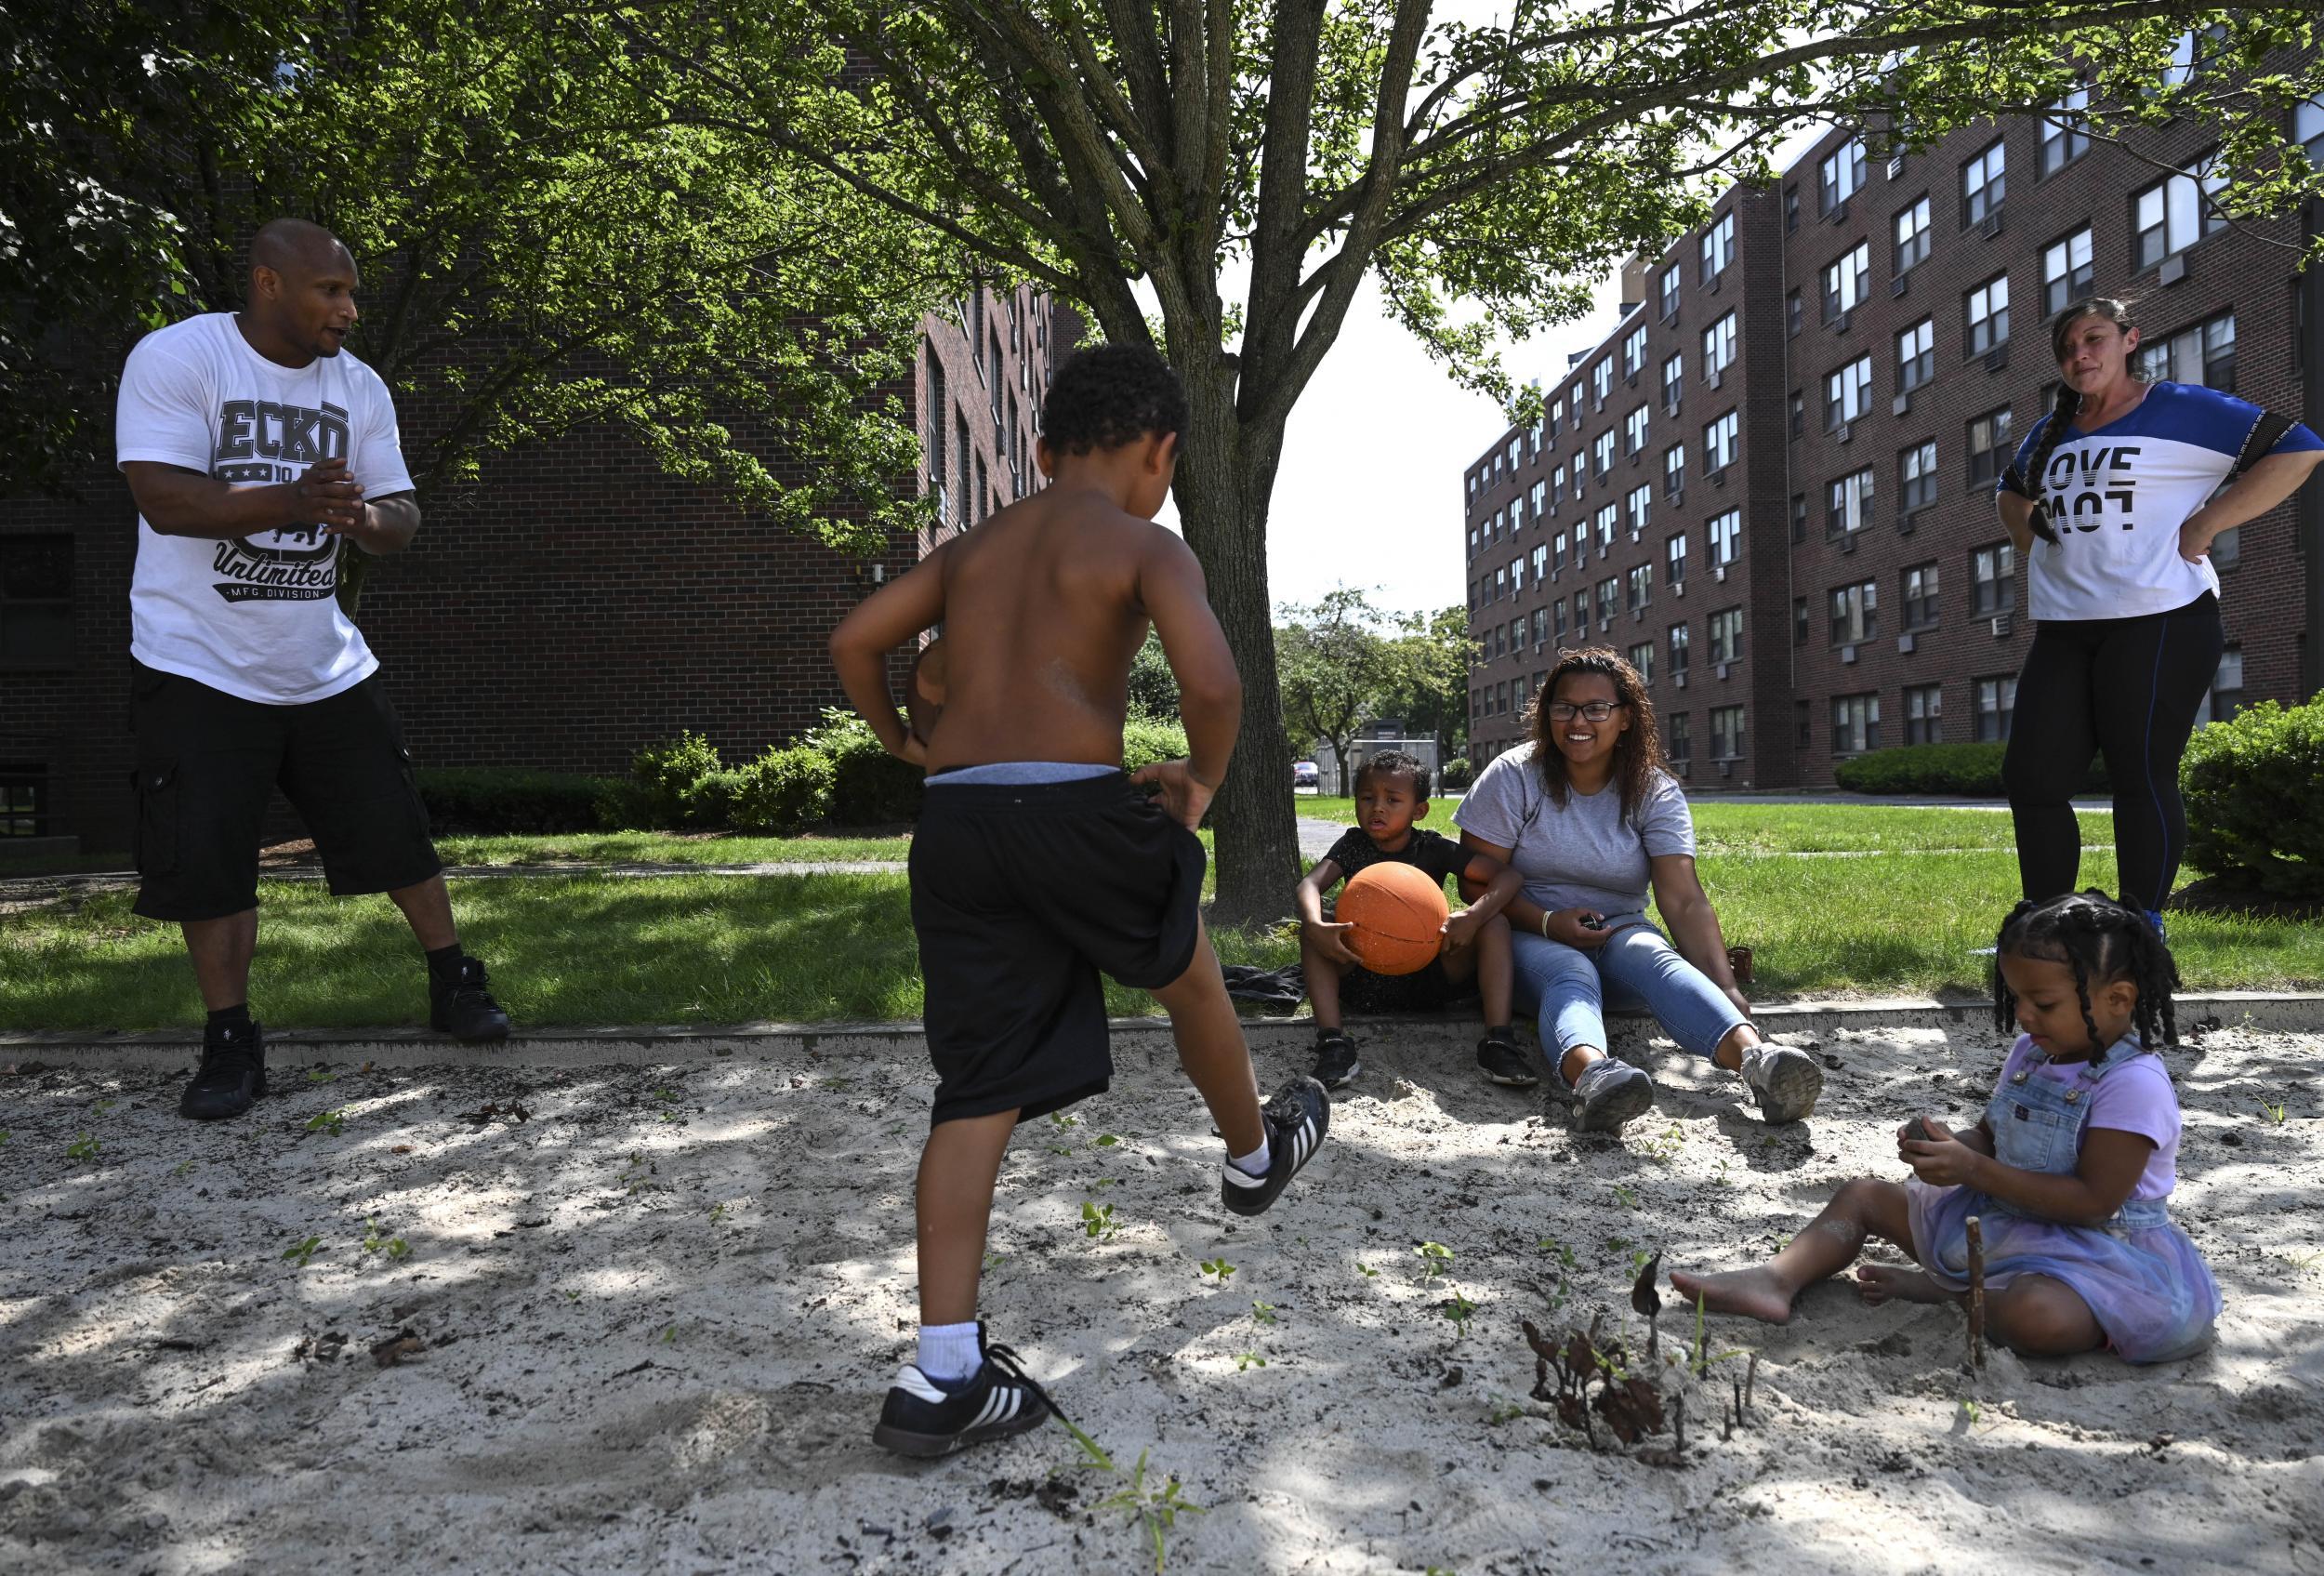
[1170, 380, 1301, 926]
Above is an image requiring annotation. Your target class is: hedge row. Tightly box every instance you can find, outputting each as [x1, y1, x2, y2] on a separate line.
[2182, 696, 2324, 898]
[1831, 741, 2105, 797]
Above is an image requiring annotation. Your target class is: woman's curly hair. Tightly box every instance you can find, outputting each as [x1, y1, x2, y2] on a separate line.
[1524, 646, 1665, 822]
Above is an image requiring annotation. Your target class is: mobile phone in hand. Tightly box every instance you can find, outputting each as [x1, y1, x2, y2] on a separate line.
[1578, 913, 1606, 932]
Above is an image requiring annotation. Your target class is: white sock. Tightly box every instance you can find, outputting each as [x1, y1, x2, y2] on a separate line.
[917, 1320, 982, 1385]
[1228, 1135, 1272, 1180]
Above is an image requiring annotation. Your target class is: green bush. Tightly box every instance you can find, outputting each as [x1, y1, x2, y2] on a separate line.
[806, 709, 924, 826]
[630, 731, 724, 828]
[1120, 715, 1191, 775]
[683, 768, 748, 828]
[1832, 741, 2105, 797]
[1439, 756, 1473, 793]
[415, 767, 614, 834]
[732, 746, 836, 834]
[2183, 696, 2324, 898]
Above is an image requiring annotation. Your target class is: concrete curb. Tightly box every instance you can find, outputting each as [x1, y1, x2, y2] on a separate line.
[7, 991, 2317, 1072]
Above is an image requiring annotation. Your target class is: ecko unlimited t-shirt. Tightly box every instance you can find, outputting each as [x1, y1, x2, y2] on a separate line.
[1999, 380, 2322, 622]
[116, 312, 416, 704]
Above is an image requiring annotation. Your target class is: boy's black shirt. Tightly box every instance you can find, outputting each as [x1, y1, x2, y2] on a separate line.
[1320, 826, 1467, 889]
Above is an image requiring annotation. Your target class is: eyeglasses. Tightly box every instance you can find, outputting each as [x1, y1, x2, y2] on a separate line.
[1547, 701, 1626, 722]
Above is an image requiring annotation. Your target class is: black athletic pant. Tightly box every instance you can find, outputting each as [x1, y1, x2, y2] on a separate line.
[2002, 592, 2224, 910]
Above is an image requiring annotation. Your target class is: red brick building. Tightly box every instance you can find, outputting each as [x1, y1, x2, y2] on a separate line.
[1462, 82, 2324, 788]
[0, 282, 1071, 854]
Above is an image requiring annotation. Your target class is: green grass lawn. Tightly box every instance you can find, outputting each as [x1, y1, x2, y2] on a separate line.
[429, 830, 917, 865]
[4, 835, 2316, 1031]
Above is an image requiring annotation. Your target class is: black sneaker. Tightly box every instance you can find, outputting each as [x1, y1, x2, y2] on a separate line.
[1476, 1026, 1537, 1087]
[429, 956, 510, 1041]
[1221, 1077, 1331, 1217]
[873, 1330, 1063, 1458]
[1552, 1054, 1654, 1133]
[180, 1020, 267, 1120]
[1311, 1029, 1362, 1089]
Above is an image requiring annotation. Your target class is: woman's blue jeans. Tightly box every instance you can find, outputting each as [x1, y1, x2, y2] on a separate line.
[1512, 922, 1745, 1070]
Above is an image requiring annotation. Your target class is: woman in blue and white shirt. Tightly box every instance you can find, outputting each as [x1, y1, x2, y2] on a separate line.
[1995, 298, 2323, 930]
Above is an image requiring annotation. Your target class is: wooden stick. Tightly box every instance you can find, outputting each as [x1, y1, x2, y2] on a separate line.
[1965, 1215, 1987, 1371]
[1744, 1352, 1758, 1410]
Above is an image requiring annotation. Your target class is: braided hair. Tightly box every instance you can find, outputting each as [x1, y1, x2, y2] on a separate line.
[1992, 890, 2181, 1057]
[2011, 298, 2146, 545]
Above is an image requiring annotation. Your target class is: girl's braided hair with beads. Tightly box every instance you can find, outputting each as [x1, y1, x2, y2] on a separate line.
[1993, 890, 2181, 1056]
[2005, 298, 2146, 545]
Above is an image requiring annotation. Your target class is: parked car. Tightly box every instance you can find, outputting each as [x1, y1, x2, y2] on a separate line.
[1292, 761, 1320, 788]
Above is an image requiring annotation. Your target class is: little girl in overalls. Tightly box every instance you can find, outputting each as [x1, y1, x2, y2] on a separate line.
[1670, 891, 2219, 1362]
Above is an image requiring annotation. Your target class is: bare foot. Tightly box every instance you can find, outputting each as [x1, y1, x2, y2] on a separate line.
[1670, 1265, 1794, 1326]
[1856, 1265, 1950, 1306]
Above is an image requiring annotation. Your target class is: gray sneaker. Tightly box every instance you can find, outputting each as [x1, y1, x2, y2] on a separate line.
[1552, 1055, 1654, 1132]
[1740, 1043, 1824, 1124]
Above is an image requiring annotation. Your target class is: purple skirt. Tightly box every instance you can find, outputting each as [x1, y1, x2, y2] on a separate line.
[1905, 1179, 2221, 1364]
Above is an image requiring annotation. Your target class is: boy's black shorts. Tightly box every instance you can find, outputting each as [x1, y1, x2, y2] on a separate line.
[910, 773, 1205, 1126]
[129, 660, 442, 921]
[1338, 958, 1473, 1015]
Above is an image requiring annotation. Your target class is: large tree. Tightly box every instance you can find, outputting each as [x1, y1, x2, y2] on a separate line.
[1275, 588, 1411, 794]
[615, 0, 2321, 922]
[2, 0, 945, 595]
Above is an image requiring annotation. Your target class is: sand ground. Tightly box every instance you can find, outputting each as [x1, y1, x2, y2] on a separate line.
[4, 1016, 2321, 1575]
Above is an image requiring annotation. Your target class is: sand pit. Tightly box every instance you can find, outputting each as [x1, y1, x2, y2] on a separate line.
[4, 1015, 2322, 1574]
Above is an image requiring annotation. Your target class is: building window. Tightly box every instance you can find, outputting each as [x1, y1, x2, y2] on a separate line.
[1901, 439, 1938, 513]
[1968, 406, 2014, 486]
[1710, 705, 1746, 761]
[1533, 606, 1550, 647]
[0, 766, 48, 838]
[956, 413, 972, 523]
[1831, 693, 1882, 756]
[1628, 563, 1653, 613]
[1532, 544, 1549, 583]
[972, 452, 988, 523]
[1797, 699, 1814, 749]
[1669, 620, 1691, 676]
[1789, 391, 1805, 440]
[1895, 194, 1933, 275]
[2136, 311, 2236, 393]
[1786, 183, 1802, 233]
[1829, 579, 1879, 644]
[1667, 711, 1692, 760]
[1596, 503, 1618, 553]
[1966, 274, 2011, 355]
[1824, 356, 1873, 430]
[1821, 242, 1870, 322]
[1896, 318, 1934, 391]
[1902, 562, 1941, 628]
[2042, 229, 2094, 319]
[1626, 483, 1653, 536]
[1659, 262, 1682, 319]
[1792, 596, 1810, 646]
[1593, 430, 1616, 477]
[2133, 156, 2226, 271]
[926, 356, 949, 519]
[1553, 530, 1569, 572]
[1708, 508, 1741, 567]
[1597, 576, 1620, 629]
[1660, 351, 1684, 415]
[2040, 85, 2091, 178]
[1550, 395, 1565, 436]
[1788, 289, 1803, 338]
[1972, 541, 2017, 616]
[1704, 410, 1739, 473]
[1827, 467, 1876, 538]
[1629, 640, 1656, 684]
[1905, 683, 1944, 745]
[1592, 357, 1613, 406]
[1709, 607, 1744, 665]
[0, 536, 74, 666]
[1666, 532, 1687, 585]
[1554, 599, 1569, 639]
[1663, 444, 1685, 497]
[1962, 139, 2006, 225]
[1574, 590, 1591, 642]
[1530, 479, 1548, 521]
[1495, 564, 1507, 599]
[1515, 673, 1534, 717]
[1699, 211, 1736, 284]
[1819, 137, 1868, 214]
[1624, 406, 1651, 457]
[2200, 647, 2245, 724]
[1790, 493, 1808, 543]
[1702, 312, 1737, 378]
[1975, 675, 2018, 742]
[1622, 324, 1649, 378]
[2299, 95, 2324, 166]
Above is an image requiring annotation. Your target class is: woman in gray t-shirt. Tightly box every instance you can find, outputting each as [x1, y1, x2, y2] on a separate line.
[1454, 650, 1823, 1133]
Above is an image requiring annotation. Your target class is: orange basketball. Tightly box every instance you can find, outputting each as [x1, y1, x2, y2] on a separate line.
[1337, 862, 1450, 975]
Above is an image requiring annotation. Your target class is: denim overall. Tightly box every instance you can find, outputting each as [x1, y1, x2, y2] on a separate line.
[1975, 1043, 2170, 1236]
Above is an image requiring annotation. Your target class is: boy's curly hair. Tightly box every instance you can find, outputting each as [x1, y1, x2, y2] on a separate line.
[1040, 344, 1187, 457]
[1354, 748, 1431, 801]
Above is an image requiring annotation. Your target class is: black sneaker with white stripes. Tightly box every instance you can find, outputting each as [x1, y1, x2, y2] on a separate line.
[1221, 1076, 1331, 1217]
[1311, 1028, 1361, 1089]
[872, 1329, 1063, 1458]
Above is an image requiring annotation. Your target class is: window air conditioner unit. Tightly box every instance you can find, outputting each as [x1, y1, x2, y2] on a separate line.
[1712, 563, 1728, 582]
[1670, 486, 1684, 505]
[2159, 253, 2189, 286]
[1716, 662, 1732, 680]
[1836, 421, 1852, 444]
[1898, 632, 1916, 655]
[1981, 208, 2004, 239]
[1829, 199, 1850, 223]
[1899, 512, 1916, 536]
[1842, 643, 1858, 664]
[1710, 467, 1726, 487]
[1887, 154, 1905, 179]
[1719, 760, 1734, 777]
[1672, 579, 1685, 598]
[1708, 271, 1723, 294]
[1678, 760, 1690, 777]
[1708, 366, 1723, 390]
[1673, 671, 1687, 688]
[1984, 346, 2009, 374]
[1893, 392, 1911, 417]
[1626, 370, 1639, 388]
[1991, 615, 2013, 638]
[1841, 533, 1856, 554]
[1889, 273, 1908, 298]
[1835, 309, 1851, 333]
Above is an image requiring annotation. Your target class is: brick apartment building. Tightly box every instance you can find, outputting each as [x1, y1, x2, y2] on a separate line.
[0, 282, 1069, 853]
[1460, 77, 2324, 788]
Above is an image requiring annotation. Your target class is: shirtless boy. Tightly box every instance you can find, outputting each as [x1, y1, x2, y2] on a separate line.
[828, 343, 1331, 1457]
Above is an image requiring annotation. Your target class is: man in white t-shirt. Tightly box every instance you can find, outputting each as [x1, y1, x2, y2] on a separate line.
[117, 219, 510, 1122]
